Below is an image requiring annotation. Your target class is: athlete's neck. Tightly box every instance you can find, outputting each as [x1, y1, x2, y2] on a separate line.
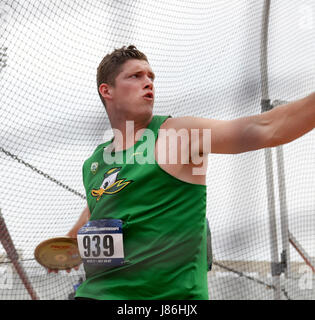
[109, 115, 153, 151]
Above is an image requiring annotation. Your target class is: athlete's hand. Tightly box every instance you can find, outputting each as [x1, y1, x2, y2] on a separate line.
[47, 265, 80, 274]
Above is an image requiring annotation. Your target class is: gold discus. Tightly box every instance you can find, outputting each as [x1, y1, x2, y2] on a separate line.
[34, 237, 82, 270]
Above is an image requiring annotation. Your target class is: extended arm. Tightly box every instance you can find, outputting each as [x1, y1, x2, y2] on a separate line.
[165, 92, 315, 155]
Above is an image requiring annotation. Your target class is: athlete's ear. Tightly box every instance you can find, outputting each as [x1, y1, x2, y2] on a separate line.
[99, 83, 113, 101]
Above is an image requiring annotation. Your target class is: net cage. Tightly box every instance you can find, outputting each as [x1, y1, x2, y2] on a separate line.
[0, 0, 315, 300]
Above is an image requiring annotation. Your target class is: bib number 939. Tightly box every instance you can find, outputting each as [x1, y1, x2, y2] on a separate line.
[77, 219, 125, 266]
[82, 235, 114, 257]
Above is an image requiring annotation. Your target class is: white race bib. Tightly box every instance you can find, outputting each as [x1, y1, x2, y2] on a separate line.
[77, 219, 125, 266]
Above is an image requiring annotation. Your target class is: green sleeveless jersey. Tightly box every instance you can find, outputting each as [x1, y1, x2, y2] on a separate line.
[75, 115, 209, 300]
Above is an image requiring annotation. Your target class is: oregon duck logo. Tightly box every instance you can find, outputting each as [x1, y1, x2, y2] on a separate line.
[91, 167, 133, 201]
[90, 162, 99, 175]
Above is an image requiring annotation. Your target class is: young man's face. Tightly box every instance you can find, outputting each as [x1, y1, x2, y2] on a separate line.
[108, 59, 155, 119]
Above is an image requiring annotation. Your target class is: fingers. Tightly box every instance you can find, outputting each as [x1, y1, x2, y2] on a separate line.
[47, 268, 58, 274]
[47, 265, 80, 274]
[66, 265, 80, 273]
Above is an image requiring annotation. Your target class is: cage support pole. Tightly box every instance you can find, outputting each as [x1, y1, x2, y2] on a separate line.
[0, 209, 39, 300]
[289, 232, 315, 273]
[260, 0, 281, 300]
[267, 99, 291, 278]
[275, 140, 291, 277]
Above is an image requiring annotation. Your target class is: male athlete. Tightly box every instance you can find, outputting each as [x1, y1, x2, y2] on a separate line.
[49, 45, 315, 300]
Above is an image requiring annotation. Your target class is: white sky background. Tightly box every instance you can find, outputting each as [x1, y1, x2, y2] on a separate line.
[0, 0, 315, 268]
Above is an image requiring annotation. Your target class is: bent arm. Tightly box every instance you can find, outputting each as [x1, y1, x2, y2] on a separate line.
[66, 205, 91, 238]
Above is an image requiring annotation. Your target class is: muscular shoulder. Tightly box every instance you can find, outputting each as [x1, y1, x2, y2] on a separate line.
[159, 116, 197, 131]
